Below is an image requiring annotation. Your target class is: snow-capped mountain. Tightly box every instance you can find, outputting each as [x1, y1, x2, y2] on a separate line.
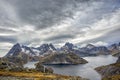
[87, 46, 109, 55]
[22, 45, 37, 56]
[80, 44, 110, 55]
[5, 43, 57, 57]
[86, 44, 95, 49]
[6, 42, 116, 58]
[6, 43, 22, 56]
[60, 42, 110, 56]
[37, 43, 56, 55]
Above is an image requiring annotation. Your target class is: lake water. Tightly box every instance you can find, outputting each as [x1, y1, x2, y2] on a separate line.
[24, 55, 117, 80]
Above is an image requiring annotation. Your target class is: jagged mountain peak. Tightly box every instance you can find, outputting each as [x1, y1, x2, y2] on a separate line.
[64, 42, 74, 49]
[6, 43, 22, 56]
[86, 44, 95, 49]
[6, 41, 118, 58]
[110, 42, 120, 49]
[15, 43, 21, 46]
[38, 43, 56, 50]
[5, 43, 57, 58]
[65, 42, 74, 46]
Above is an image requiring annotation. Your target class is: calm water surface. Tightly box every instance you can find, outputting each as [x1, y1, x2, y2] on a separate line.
[24, 55, 117, 80]
[46, 55, 117, 80]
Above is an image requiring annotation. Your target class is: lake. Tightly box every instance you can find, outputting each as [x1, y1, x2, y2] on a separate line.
[24, 55, 117, 80]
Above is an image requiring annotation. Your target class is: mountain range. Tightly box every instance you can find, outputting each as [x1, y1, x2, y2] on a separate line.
[5, 42, 120, 57]
[4, 42, 120, 64]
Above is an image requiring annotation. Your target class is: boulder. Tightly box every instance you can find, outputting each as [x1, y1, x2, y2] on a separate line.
[35, 62, 53, 73]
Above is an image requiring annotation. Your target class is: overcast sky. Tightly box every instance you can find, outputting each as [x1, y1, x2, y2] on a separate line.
[0, 0, 120, 57]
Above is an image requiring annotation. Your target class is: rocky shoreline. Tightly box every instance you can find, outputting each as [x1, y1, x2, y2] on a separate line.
[95, 56, 120, 80]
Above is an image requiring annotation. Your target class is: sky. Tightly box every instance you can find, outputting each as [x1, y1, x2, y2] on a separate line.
[0, 0, 120, 57]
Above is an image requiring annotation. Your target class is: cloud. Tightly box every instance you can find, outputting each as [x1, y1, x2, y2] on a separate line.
[71, 7, 120, 45]
[0, 0, 120, 56]
[44, 34, 75, 42]
[0, 42, 13, 57]
[92, 41, 108, 46]
[0, 36, 17, 43]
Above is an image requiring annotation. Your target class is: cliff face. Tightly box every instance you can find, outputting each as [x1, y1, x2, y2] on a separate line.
[40, 53, 88, 65]
[95, 57, 120, 80]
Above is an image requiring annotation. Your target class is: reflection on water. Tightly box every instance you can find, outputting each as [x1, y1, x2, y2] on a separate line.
[46, 55, 117, 80]
[24, 55, 117, 80]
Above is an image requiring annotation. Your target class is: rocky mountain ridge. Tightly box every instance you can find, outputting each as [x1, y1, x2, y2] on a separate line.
[4, 42, 120, 65]
[5, 42, 120, 58]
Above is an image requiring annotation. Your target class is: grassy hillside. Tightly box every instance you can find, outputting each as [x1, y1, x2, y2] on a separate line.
[0, 70, 88, 80]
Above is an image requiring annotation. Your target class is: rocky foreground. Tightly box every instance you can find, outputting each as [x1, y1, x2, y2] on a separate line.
[0, 59, 88, 80]
[95, 56, 120, 80]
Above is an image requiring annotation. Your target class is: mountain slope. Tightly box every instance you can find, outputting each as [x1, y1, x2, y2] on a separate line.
[40, 52, 88, 65]
[6, 43, 22, 56]
[60, 42, 110, 57]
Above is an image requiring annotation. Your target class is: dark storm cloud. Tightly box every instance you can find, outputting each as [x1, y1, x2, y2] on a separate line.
[0, 36, 17, 43]
[0, 28, 16, 33]
[7, 0, 72, 29]
[45, 34, 76, 42]
[4, 0, 91, 30]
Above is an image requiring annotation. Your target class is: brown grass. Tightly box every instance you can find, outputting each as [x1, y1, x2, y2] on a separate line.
[102, 75, 120, 80]
[0, 70, 81, 80]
